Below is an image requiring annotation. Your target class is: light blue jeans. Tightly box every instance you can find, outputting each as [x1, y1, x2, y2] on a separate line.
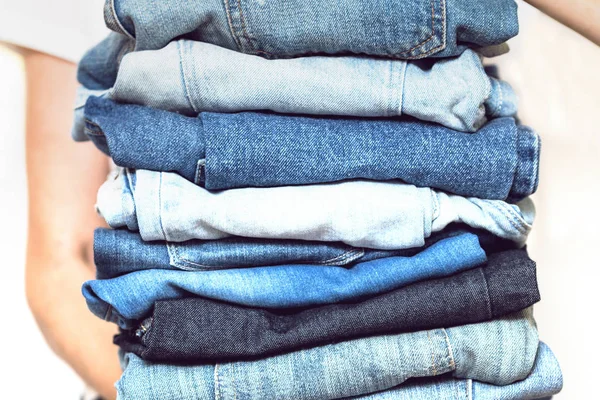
[83, 233, 486, 326]
[115, 309, 538, 400]
[71, 43, 517, 140]
[352, 342, 561, 399]
[97, 169, 535, 250]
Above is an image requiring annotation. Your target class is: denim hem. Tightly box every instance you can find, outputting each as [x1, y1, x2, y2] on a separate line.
[134, 170, 167, 241]
[104, 0, 135, 40]
[509, 127, 540, 201]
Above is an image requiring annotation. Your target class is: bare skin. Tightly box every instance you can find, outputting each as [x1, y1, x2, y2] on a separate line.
[24, 50, 120, 400]
[525, 0, 600, 45]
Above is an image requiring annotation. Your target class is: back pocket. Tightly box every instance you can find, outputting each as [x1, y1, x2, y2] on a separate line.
[225, 0, 446, 59]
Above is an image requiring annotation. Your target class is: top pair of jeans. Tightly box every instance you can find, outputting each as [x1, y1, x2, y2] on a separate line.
[113, 247, 539, 363]
[94, 223, 516, 279]
[84, 97, 538, 200]
[97, 168, 534, 250]
[115, 309, 538, 400]
[71, 42, 517, 141]
[79, 0, 519, 89]
[84, 233, 487, 327]
[352, 342, 562, 400]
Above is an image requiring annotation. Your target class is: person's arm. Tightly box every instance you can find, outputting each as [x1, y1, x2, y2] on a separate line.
[24, 50, 120, 400]
[525, 0, 600, 45]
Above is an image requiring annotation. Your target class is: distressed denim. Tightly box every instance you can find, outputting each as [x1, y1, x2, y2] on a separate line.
[94, 224, 516, 279]
[80, 0, 519, 89]
[70, 43, 517, 141]
[84, 97, 537, 200]
[114, 248, 539, 362]
[84, 233, 487, 327]
[352, 342, 561, 400]
[97, 169, 535, 250]
[115, 310, 538, 400]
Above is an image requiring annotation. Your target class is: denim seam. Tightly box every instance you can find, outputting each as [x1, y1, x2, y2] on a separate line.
[214, 364, 222, 400]
[317, 249, 365, 266]
[234, 0, 275, 56]
[397, 62, 407, 116]
[396, 0, 445, 58]
[441, 328, 457, 371]
[231, 363, 238, 400]
[466, 379, 473, 400]
[107, 0, 135, 40]
[177, 41, 199, 114]
[478, 267, 494, 318]
[487, 200, 530, 234]
[195, 159, 206, 186]
[222, 0, 244, 51]
[157, 173, 169, 241]
[426, 331, 438, 376]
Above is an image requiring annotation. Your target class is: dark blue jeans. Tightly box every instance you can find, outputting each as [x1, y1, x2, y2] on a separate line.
[84, 96, 539, 200]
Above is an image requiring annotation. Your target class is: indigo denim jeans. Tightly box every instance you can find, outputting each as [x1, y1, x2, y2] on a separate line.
[84, 97, 537, 200]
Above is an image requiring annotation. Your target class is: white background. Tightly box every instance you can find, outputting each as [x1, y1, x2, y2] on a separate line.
[0, 2, 598, 398]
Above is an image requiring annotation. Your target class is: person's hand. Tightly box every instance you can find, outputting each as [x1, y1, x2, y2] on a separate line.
[24, 50, 120, 400]
[525, 0, 600, 45]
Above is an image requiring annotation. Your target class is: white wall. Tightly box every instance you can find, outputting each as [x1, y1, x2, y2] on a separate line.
[0, 2, 598, 398]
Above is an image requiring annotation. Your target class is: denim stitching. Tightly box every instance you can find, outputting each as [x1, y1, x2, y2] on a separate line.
[157, 173, 169, 241]
[214, 364, 221, 400]
[397, 62, 408, 116]
[488, 200, 530, 234]
[177, 41, 199, 114]
[426, 331, 438, 375]
[107, 0, 135, 39]
[231, 363, 238, 400]
[466, 379, 473, 400]
[234, 0, 274, 56]
[317, 249, 365, 265]
[478, 268, 494, 318]
[222, 0, 243, 51]
[441, 328, 457, 370]
[397, 0, 446, 58]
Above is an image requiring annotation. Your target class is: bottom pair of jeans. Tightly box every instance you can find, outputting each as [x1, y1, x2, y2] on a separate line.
[116, 310, 538, 400]
[352, 342, 561, 399]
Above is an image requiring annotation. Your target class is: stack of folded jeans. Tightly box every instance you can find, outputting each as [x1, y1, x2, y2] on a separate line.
[72, 0, 563, 399]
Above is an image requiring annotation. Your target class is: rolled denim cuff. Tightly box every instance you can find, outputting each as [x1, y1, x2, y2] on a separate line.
[96, 169, 138, 231]
[94, 228, 171, 279]
[485, 250, 540, 317]
[510, 127, 541, 201]
[485, 78, 518, 118]
[71, 86, 108, 141]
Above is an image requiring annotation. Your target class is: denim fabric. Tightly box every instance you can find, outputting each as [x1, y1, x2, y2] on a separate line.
[79, 0, 519, 89]
[113, 248, 539, 362]
[94, 224, 516, 279]
[96, 169, 535, 250]
[70, 43, 518, 142]
[84, 97, 538, 200]
[84, 233, 486, 327]
[351, 342, 562, 400]
[115, 310, 538, 400]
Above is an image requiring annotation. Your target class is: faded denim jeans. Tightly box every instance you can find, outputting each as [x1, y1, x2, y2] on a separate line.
[97, 169, 535, 250]
[71, 43, 517, 140]
[84, 233, 487, 327]
[352, 342, 562, 400]
[115, 309, 538, 400]
[79, 0, 519, 89]
[83, 97, 536, 200]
